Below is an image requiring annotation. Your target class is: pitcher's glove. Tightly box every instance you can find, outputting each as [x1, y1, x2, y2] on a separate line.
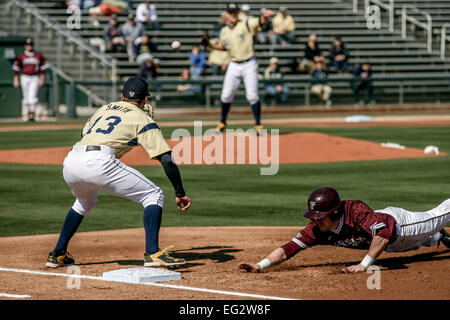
[200, 32, 210, 48]
[143, 103, 154, 118]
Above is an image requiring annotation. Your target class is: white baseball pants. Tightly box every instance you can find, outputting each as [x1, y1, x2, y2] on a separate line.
[221, 57, 259, 105]
[63, 145, 165, 215]
[20, 74, 40, 108]
[376, 199, 450, 252]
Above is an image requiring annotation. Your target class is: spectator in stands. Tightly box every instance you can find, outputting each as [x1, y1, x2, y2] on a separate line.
[137, 56, 161, 101]
[311, 61, 332, 107]
[302, 33, 326, 74]
[239, 4, 250, 21]
[189, 45, 207, 78]
[272, 6, 296, 45]
[135, 35, 158, 63]
[264, 57, 290, 103]
[329, 36, 350, 74]
[256, 8, 277, 54]
[120, 13, 145, 62]
[351, 63, 375, 105]
[88, 0, 127, 16]
[136, 1, 160, 32]
[104, 15, 125, 52]
[67, 0, 99, 10]
[177, 68, 202, 94]
[207, 38, 230, 76]
[213, 11, 228, 38]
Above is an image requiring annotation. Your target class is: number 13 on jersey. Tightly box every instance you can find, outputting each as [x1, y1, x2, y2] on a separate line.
[86, 116, 122, 135]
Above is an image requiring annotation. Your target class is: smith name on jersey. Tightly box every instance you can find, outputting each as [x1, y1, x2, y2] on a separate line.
[77, 100, 171, 159]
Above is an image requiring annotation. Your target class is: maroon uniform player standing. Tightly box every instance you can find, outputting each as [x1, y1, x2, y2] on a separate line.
[12, 38, 48, 121]
[239, 187, 450, 273]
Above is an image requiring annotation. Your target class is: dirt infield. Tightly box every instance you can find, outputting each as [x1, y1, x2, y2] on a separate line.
[0, 115, 448, 301]
[0, 226, 449, 300]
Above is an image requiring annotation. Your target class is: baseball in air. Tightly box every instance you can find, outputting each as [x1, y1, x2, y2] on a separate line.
[171, 41, 181, 50]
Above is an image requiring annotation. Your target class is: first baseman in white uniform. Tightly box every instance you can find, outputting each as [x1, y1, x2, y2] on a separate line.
[12, 38, 48, 122]
[46, 77, 192, 268]
[208, 3, 275, 135]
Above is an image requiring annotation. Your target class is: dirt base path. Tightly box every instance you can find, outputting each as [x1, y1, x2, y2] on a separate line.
[0, 226, 449, 300]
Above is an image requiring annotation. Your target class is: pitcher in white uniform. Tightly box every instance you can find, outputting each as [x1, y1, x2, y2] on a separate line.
[46, 77, 191, 268]
[207, 3, 275, 135]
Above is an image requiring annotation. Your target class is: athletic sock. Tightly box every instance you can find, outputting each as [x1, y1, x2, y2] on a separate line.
[250, 101, 261, 125]
[53, 208, 84, 255]
[143, 205, 162, 254]
[220, 102, 231, 124]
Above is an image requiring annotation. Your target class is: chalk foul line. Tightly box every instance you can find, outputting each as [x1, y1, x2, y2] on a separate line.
[0, 267, 297, 300]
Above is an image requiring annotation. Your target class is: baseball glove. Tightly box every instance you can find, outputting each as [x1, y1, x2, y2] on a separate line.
[200, 31, 210, 48]
[143, 103, 154, 119]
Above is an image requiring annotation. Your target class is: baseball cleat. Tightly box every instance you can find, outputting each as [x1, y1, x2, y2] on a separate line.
[46, 252, 75, 268]
[439, 229, 450, 249]
[144, 246, 185, 267]
[253, 125, 264, 136]
[215, 122, 227, 133]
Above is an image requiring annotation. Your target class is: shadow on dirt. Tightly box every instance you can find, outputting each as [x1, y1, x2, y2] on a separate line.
[289, 249, 450, 271]
[77, 246, 243, 272]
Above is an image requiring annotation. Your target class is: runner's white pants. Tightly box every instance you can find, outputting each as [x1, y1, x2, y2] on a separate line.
[20, 74, 39, 109]
[63, 145, 165, 215]
[376, 198, 450, 252]
[221, 57, 259, 105]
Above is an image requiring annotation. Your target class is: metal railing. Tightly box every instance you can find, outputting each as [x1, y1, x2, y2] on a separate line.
[401, 5, 432, 53]
[58, 74, 450, 112]
[440, 23, 450, 60]
[7, 0, 118, 102]
[364, 0, 394, 32]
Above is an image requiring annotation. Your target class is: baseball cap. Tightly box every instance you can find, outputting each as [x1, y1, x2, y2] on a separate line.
[269, 57, 278, 64]
[280, 6, 287, 12]
[226, 3, 239, 13]
[241, 4, 250, 12]
[122, 77, 151, 100]
[25, 38, 34, 45]
[128, 13, 135, 20]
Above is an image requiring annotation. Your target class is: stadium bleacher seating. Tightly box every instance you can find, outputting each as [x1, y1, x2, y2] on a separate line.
[1, 0, 450, 107]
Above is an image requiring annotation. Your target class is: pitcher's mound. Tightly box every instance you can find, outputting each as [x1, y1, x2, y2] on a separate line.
[0, 132, 444, 165]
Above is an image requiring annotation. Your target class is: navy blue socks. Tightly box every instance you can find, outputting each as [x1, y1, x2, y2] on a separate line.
[251, 101, 261, 125]
[53, 208, 84, 255]
[220, 102, 231, 124]
[143, 205, 162, 254]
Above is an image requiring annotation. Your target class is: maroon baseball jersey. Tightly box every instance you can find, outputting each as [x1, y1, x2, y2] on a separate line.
[12, 50, 48, 76]
[281, 200, 397, 259]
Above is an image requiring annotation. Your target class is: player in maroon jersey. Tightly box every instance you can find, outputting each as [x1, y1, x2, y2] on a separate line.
[12, 38, 48, 121]
[238, 187, 450, 273]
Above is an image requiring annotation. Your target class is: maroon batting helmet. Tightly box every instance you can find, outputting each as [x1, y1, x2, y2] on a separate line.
[303, 187, 342, 219]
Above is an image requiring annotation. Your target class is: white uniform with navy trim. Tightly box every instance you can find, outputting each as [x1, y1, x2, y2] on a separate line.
[219, 16, 261, 105]
[64, 100, 171, 215]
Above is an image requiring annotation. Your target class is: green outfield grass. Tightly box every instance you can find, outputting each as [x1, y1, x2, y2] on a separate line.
[0, 124, 449, 236]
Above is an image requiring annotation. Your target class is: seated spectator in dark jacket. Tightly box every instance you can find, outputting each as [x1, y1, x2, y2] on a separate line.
[135, 35, 158, 63]
[264, 57, 290, 103]
[351, 63, 375, 105]
[104, 15, 125, 52]
[177, 68, 202, 94]
[138, 57, 161, 100]
[329, 36, 350, 73]
[310, 61, 332, 106]
[256, 8, 277, 54]
[300, 34, 326, 74]
[213, 11, 228, 38]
